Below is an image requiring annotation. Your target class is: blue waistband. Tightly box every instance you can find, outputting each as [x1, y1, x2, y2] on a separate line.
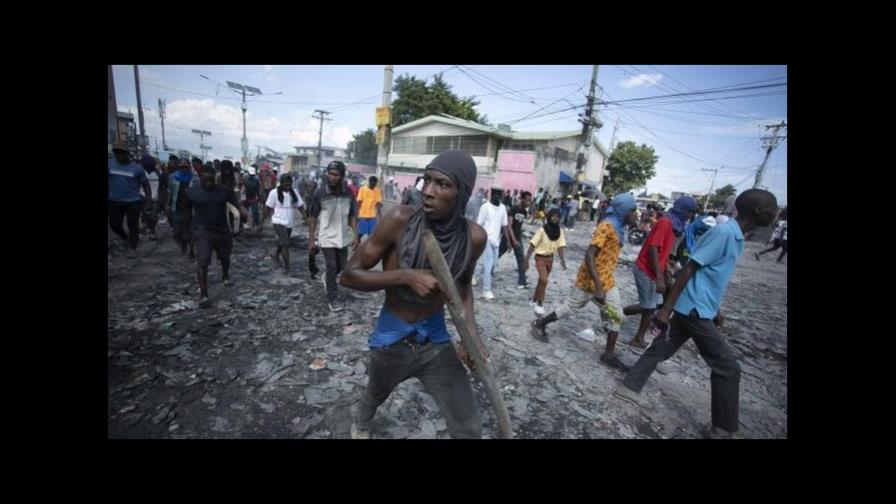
[368, 306, 451, 348]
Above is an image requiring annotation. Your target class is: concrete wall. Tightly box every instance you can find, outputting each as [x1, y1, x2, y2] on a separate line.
[496, 150, 537, 195]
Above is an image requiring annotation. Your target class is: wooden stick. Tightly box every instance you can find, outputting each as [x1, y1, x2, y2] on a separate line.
[422, 230, 513, 439]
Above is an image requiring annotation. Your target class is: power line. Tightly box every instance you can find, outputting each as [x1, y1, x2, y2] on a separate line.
[459, 65, 539, 103]
[598, 84, 786, 106]
[647, 64, 754, 118]
[504, 84, 585, 125]
[454, 66, 535, 104]
[619, 65, 747, 121]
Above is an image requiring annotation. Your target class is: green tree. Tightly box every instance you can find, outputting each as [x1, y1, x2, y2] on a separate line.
[602, 141, 659, 195]
[391, 73, 488, 127]
[709, 183, 737, 210]
[346, 128, 377, 165]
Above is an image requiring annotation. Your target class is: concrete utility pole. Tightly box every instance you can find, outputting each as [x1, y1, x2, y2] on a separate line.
[158, 98, 167, 150]
[202, 77, 266, 165]
[191, 129, 212, 162]
[376, 65, 394, 180]
[753, 120, 787, 189]
[701, 167, 720, 210]
[134, 65, 147, 157]
[600, 116, 620, 173]
[313, 109, 331, 169]
[108, 65, 119, 145]
[575, 65, 603, 182]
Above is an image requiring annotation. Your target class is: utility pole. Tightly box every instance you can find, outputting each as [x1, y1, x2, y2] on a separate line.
[575, 65, 603, 185]
[701, 167, 720, 210]
[375, 65, 394, 180]
[313, 109, 331, 169]
[600, 116, 620, 173]
[753, 120, 787, 189]
[133, 65, 147, 157]
[108, 65, 119, 145]
[158, 98, 167, 150]
[191, 129, 212, 162]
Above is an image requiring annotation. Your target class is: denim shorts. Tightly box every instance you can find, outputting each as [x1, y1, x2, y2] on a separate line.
[633, 265, 663, 309]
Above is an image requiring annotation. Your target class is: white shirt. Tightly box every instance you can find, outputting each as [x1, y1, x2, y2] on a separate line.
[142, 170, 159, 201]
[265, 188, 304, 228]
[477, 202, 508, 247]
[772, 220, 787, 241]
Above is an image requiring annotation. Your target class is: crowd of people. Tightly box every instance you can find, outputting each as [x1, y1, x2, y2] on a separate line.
[109, 144, 786, 440]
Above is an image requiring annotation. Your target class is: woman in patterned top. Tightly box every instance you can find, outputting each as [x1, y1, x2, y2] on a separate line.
[530, 193, 639, 371]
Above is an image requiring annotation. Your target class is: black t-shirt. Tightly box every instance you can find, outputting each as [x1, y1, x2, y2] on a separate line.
[187, 185, 240, 233]
[244, 176, 260, 199]
[509, 205, 527, 240]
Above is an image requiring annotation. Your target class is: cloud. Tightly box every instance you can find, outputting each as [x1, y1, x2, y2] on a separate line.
[120, 98, 357, 160]
[618, 73, 664, 89]
[261, 65, 279, 83]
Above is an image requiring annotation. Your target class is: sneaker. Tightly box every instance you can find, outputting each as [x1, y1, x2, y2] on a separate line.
[534, 305, 546, 316]
[704, 425, 736, 439]
[328, 301, 343, 313]
[199, 296, 212, 309]
[351, 423, 370, 440]
[517, 283, 530, 289]
[529, 300, 537, 309]
[613, 383, 653, 409]
[223, 278, 232, 287]
[530, 320, 549, 343]
[599, 352, 632, 372]
[483, 291, 495, 301]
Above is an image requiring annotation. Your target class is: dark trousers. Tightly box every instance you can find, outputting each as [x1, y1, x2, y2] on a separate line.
[357, 341, 481, 439]
[623, 310, 741, 433]
[322, 247, 348, 302]
[247, 201, 260, 227]
[590, 208, 598, 221]
[759, 239, 787, 262]
[109, 200, 141, 249]
[497, 240, 527, 285]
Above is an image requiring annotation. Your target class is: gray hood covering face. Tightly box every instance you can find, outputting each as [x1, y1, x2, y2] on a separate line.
[396, 150, 477, 304]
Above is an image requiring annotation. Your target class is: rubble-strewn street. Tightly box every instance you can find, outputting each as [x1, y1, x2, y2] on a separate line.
[108, 204, 787, 439]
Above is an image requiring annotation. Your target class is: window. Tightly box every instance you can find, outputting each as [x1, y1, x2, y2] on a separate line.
[393, 135, 489, 156]
[458, 136, 488, 156]
[393, 136, 428, 154]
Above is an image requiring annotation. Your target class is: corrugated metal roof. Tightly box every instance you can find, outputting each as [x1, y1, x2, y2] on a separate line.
[506, 130, 579, 141]
[392, 114, 496, 135]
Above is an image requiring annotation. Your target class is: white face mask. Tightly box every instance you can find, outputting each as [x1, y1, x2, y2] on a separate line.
[416, 179, 424, 191]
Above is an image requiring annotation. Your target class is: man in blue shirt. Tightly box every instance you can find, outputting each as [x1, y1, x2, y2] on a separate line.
[108, 142, 152, 254]
[613, 189, 779, 439]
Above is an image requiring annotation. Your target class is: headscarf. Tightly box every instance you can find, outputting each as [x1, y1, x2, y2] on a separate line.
[600, 192, 636, 245]
[685, 215, 717, 253]
[543, 208, 562, 241]
[174, 160, 193, 184]
[397, 150, 477, 304]
[668, 196, 698, 236]
[277, 173, 300, 205]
